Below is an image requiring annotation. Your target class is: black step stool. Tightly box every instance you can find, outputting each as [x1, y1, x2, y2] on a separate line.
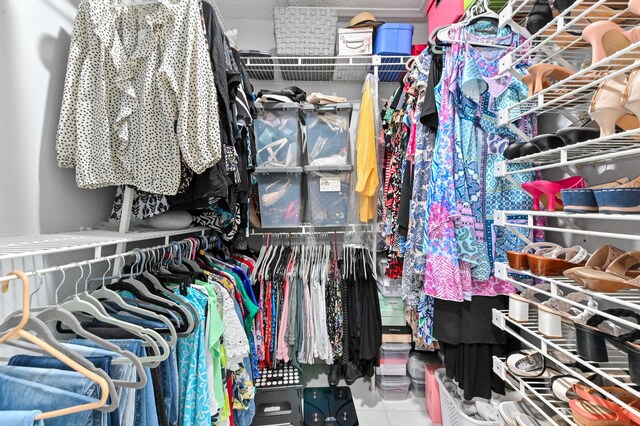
[253, 365, 304, 426]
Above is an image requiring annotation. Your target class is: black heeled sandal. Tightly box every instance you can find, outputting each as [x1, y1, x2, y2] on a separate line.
[574, 308, 640, 363]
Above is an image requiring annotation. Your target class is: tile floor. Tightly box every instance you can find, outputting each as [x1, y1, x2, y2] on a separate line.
[303, 366, 436, 426]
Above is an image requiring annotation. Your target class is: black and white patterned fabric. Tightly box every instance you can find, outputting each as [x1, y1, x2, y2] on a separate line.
[56, 0, 221, 195]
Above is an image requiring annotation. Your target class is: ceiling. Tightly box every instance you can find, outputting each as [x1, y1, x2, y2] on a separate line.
[214, 0, 429, 20]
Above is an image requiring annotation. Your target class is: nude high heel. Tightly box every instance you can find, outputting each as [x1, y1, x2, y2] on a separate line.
[623, 62, 640, 121]
[589, 74, 635, 138]
[524, 64, 575, 96]
[582, 21, 633, 66]
[630, 0, 640, 16]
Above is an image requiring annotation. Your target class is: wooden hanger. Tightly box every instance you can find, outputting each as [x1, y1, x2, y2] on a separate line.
[0, 271, 111, 420]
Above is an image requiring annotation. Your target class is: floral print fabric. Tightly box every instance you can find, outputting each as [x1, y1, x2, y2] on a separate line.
[423, 22, 538, 302]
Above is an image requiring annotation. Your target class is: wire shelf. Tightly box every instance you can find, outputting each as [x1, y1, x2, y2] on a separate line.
[495, 262, 640, 329]
[493, 309, 640, 417]
[0, 228, 207, 263]
[239, 55, 415, 82]
[499, 0, 638, 73]
[500, 42, 640, 126]
[494, 357, 576, 426]
[496, 129, 640, 176]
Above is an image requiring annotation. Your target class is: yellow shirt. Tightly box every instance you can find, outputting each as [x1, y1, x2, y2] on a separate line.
[355, 78, 380, 222]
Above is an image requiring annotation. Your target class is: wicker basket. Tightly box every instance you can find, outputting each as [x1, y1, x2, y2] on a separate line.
[274, 7, 338, 56]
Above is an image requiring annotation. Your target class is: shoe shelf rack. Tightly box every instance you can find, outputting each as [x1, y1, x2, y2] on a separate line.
[493, 356, 577, 425]
[499, 0, 635, 75]
[497, 40, 640, 134]
[495, 129, 640, 177]
[493, 309, 640, 421]
[494, 209, 640, 243]
[491, 0, 640, 423]
[240, 55, 414, 82]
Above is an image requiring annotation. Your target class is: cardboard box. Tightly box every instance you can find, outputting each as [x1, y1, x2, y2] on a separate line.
[337, 27, 373, 56]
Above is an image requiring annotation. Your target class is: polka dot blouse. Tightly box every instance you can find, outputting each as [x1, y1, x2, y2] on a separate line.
[56, 0, 222, 195]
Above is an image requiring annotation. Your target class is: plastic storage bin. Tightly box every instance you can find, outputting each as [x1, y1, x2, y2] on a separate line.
[410, 376, 426, 397]
[426, 365, 444, 424]
[407, 351, 441, 379]
[380, 343, 411, 365]
[303, 103, 352, 166]
[379, 292, 405, 326]
[255, 102, 302, 167]
[304, 165, 353, 226]
[373, 23, 414, 82]
[435, 368, 499, 426]
[254, 167, 303, 228]
[376, 375, 411, 401]
[376, 259, 402, 297]
[376, 363, 407, 376]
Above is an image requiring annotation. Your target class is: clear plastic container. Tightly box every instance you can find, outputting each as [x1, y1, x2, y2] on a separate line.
[376, 375, 411, 401]
[255, 102, 302, 167]
[303, 103, 352, 166]
[304, 165, 353, 226]
[380, 343, 411, 365]
[377, 259, 402, 297]
[407, 351, 441, 380]
[254, 167, 303, 228]
[410, 376, 426, 397]
[379, 293, 404, 312]
[376, 363, 407, 376]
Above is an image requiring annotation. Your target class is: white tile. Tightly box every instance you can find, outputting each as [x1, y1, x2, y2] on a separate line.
[350, 377, 386, 410]
[386, 409, 435, 426]
[383, 395, 427, 412]
[357, 410, 391, 426]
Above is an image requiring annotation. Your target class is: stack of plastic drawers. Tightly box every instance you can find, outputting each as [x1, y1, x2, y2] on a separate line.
[253, 102, 303, 227]
[379, 291, 405, 326]
[303, 103, 353, 226]
[376, 343, 412, 400]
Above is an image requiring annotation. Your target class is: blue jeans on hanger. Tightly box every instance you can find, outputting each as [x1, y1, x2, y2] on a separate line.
[0, 372, 105, 426]
[0, 410, 44, 426]
[69, 339, 160, 426]
[67, 341, 137, 426]
[0, 365, 100, 399]
[8, 355, 119, 426]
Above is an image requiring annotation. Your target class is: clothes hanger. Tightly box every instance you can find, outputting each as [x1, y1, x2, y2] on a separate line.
[57, 263, 169, 367]
[89, 258, 178, 347]
[0, 271, 112, 419]
[432, 0, 517, 50]
[22, 271, 148, 388]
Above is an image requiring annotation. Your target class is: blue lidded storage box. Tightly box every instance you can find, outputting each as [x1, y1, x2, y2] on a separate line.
[374, 23, 414, 82]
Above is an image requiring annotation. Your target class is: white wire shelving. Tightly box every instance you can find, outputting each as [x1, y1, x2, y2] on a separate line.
[495, 129, 640, 177]
[239, 55, 414, 82]
[498, 41, 640, 129]
[493, 357, 576, 425]
[0, 227, 207, 263]
[495, 209, 640, 243]
[495, 262, 640, 330]
[499, 0, 637, 75]
[493, 309, 640, 419]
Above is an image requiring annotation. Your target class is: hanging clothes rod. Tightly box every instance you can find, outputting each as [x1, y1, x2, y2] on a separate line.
[0, 239, 196, 283]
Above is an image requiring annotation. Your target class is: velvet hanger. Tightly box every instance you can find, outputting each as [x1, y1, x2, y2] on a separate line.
[0, 271, 113, 419]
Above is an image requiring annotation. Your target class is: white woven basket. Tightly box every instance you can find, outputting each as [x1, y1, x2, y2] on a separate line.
[274, 7, 338, 56]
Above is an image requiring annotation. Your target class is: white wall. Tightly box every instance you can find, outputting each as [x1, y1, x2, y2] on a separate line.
[0, 0, 115, 238]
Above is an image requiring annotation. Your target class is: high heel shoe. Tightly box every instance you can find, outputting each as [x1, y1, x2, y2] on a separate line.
[631, 0, 640, 16]
[623, 62, 640, 120]
[582, 21, 634, 66]
[589, 75, 635, 138]
[523, 64, 575, 96]
[522, 176, 586, 212]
